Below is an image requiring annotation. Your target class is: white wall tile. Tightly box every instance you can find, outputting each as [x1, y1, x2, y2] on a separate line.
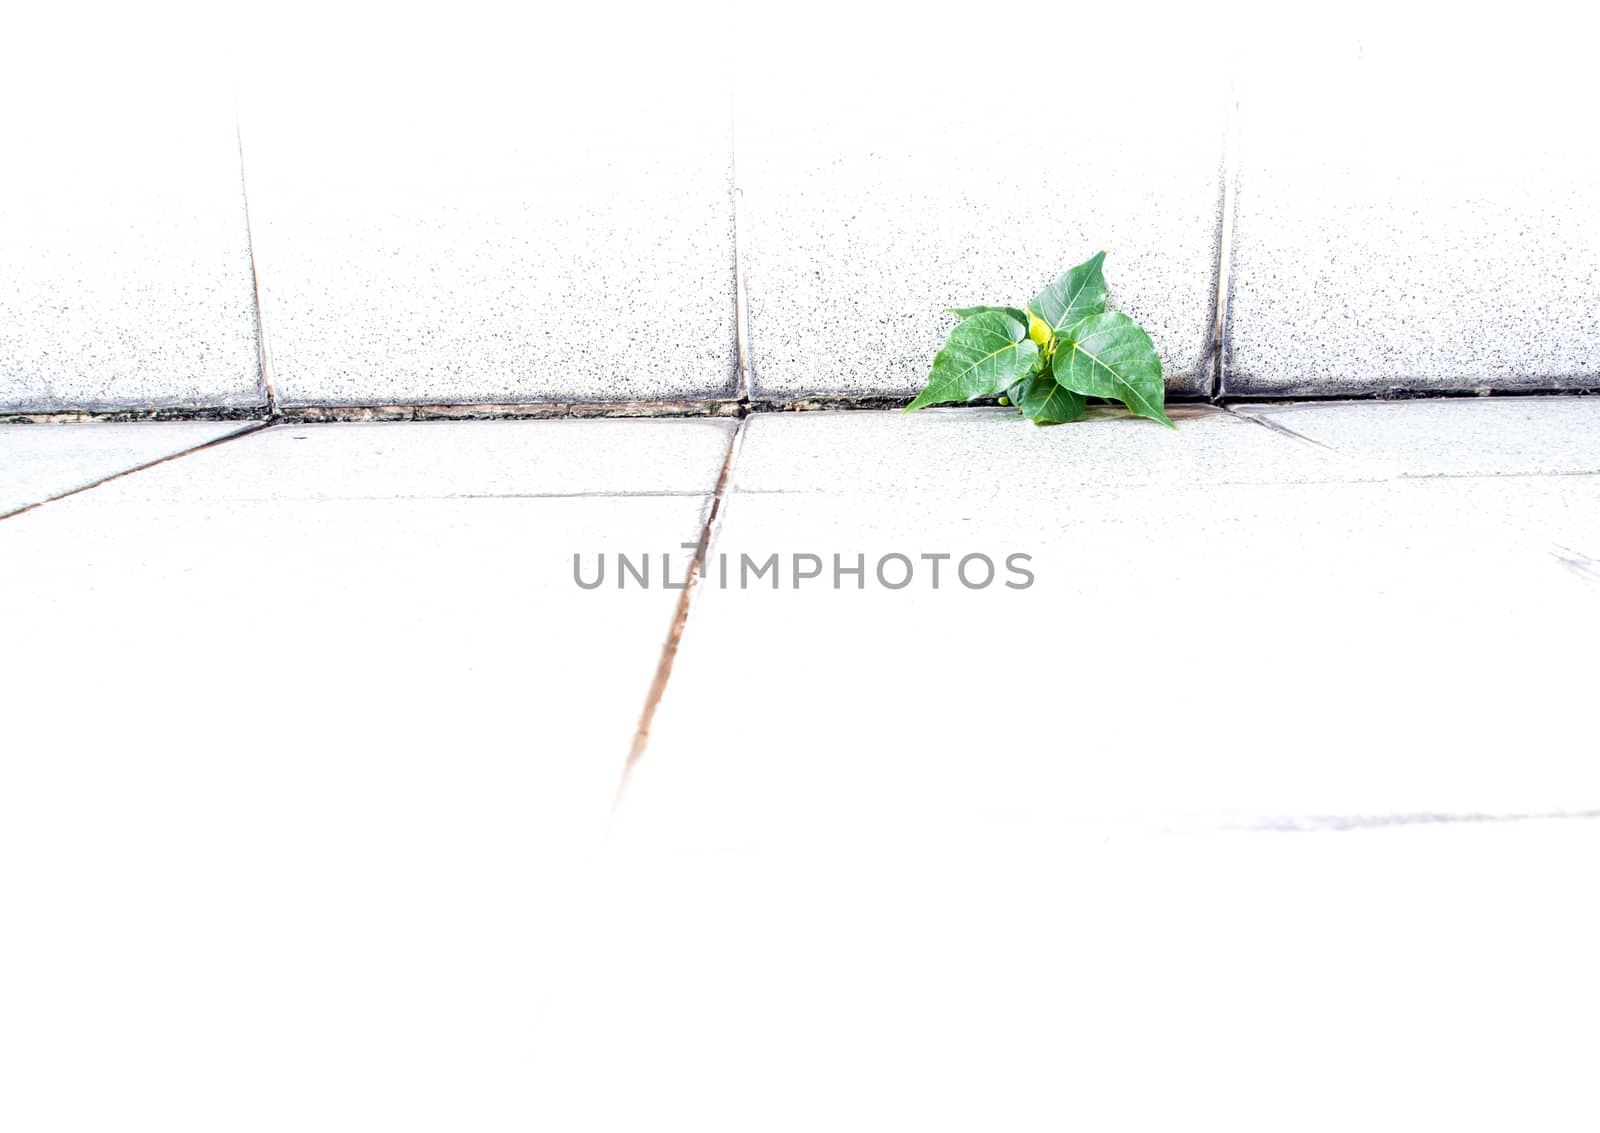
[0, 12, 262, 411]
[239, 9, 739, 406]
[737, 11, 1230, 399]
[1227, 25, 1600, 394]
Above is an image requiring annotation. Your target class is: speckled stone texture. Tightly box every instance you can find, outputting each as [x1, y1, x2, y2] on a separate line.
[1226, 30, 1600, 395]
[736, 15, 1229, 400]
[238, 14, 738, 407]
[0, 17, 262, 412]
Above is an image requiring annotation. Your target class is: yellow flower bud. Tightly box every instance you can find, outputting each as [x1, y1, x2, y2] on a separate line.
[1027, 310, 1052, 347]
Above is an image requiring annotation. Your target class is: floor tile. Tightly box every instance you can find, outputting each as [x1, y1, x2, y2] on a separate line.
[0, 421, 253, 516]
[83, 418, 737, 502]
[620, 414, 1599, 850]
[1234, 398, 1600, 478]
[0, 420, 725, 1130]
[734, 406, 1373, 497]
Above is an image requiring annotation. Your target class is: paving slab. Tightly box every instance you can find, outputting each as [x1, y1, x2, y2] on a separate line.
[737, 13, 1229, 399]
[735, 405, 1373, 496]
[81, 418, 737, 502]
[620, 411, 1600, 850]
[1403, 476, 1600, 568]
[0, 13, 261, 411]
[578, 405, 1600, 1128]
[1226, 29, 1600, 394]
[238, 12, 737, 405]
[537, 820, 1600, 1130]
[0, 420, 727, 1131]
[1234, 397, 1600, 478]
[0, 421, 255, 516]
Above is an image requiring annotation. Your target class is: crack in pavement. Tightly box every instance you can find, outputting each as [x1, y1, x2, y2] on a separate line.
[611, 416, 749, 813]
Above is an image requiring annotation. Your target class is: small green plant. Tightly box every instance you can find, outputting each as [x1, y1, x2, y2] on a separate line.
[905, 251, 1174, 428]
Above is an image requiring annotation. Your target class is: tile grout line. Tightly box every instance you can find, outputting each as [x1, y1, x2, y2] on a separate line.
[1222, 386, 1600, 402]
[730, 98, 755, 404]
[0, 421, 276, 523]
[1208, 80, 1241, 401]
[611, 417, 749, 814]
[8, 388, 1593, 427]
[235, 112, 280, 417]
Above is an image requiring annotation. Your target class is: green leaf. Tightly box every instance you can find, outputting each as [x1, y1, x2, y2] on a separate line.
[1002, 348, 1049, 412]
[946, 305, 1029, 326]
[1016, 372, 1087, 425]
[1029, 251, 1108, 335]
[1052, 311, 1174, 427]
[907, 312, 1040, 412]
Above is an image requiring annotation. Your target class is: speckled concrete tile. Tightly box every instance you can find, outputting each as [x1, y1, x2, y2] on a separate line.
[0, 17, 261, 412]
[0, 456, 714, 1129]
[737, 14, 1229, 400]
[0, 422, 254, 516]
[84, 418, 736, 502]
[732, 406, 1372, 496]
[1227, 31, 1600, 394]
[1234, 397, 1600, 477]
[238, 14, 737, 406]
